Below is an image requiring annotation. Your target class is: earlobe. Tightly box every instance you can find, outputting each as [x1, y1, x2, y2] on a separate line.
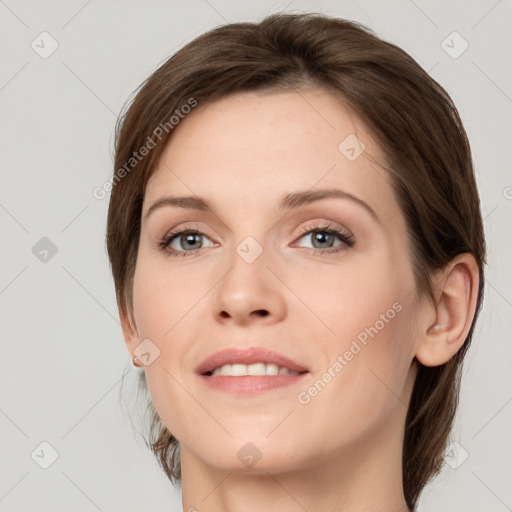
[415, 253, 480, 367]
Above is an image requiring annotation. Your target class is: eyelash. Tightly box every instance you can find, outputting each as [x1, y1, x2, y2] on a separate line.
[158, 222, 355, 258]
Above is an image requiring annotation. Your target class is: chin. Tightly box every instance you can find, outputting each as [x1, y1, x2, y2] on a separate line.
[189, 436, 307, 473]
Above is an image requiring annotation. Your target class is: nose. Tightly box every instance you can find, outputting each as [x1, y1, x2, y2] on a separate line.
[212, 243, 287, 326]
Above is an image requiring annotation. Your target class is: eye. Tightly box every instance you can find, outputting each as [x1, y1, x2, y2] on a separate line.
[292, 222, 355, 254]
[158, 224, 216, 257]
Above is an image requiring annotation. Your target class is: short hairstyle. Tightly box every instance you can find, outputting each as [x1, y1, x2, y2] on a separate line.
[107, 12, 486, 510]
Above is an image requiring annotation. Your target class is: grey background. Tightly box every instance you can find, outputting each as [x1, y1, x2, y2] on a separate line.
[0, 0, 511, 511]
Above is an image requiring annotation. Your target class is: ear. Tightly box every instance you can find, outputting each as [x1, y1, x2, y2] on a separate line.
[119, 306, 141, 361]
[415, 253, 480, 367]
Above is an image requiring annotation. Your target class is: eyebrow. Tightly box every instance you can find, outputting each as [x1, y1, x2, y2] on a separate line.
[144, 188, 379, 223]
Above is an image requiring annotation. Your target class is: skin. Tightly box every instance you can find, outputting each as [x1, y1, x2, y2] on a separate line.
[121, 88, 479, 512]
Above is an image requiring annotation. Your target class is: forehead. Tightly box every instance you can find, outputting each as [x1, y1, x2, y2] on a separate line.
[144, 88, 398, 225]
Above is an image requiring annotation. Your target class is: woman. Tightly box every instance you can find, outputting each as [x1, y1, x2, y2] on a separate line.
[107, 12, 485, 511]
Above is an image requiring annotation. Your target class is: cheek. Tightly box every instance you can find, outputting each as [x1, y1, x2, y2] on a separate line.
[131, 260, 203, 441]
[297, 259, 415, 405]
[132, 254, 203, 339]
[290, 256, 409, 343]
[295, 305, 414, 448]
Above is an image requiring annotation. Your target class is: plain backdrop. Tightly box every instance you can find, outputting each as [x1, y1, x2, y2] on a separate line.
[0, 0, 511, 511]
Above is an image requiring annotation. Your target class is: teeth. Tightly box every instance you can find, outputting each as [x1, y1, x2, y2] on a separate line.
[210, 363, 300, 376]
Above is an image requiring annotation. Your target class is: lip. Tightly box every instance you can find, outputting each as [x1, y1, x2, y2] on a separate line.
[195, 346, 309, 375]
[198, 373, 308, 395]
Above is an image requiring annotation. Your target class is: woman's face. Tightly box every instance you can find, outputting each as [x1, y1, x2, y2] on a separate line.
[129, 88, 424, 475]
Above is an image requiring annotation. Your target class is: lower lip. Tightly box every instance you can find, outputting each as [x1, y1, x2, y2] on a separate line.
[198, 373, 308, 395]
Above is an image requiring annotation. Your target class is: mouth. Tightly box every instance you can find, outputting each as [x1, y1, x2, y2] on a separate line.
[196, 346, 309, 375]
[196, 346, 309, 394]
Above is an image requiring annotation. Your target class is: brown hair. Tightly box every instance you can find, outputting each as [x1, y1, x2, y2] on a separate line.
[107, 12, 486, 510]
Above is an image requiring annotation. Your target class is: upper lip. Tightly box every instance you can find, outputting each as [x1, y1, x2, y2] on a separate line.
[196, 347, 309, 375]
